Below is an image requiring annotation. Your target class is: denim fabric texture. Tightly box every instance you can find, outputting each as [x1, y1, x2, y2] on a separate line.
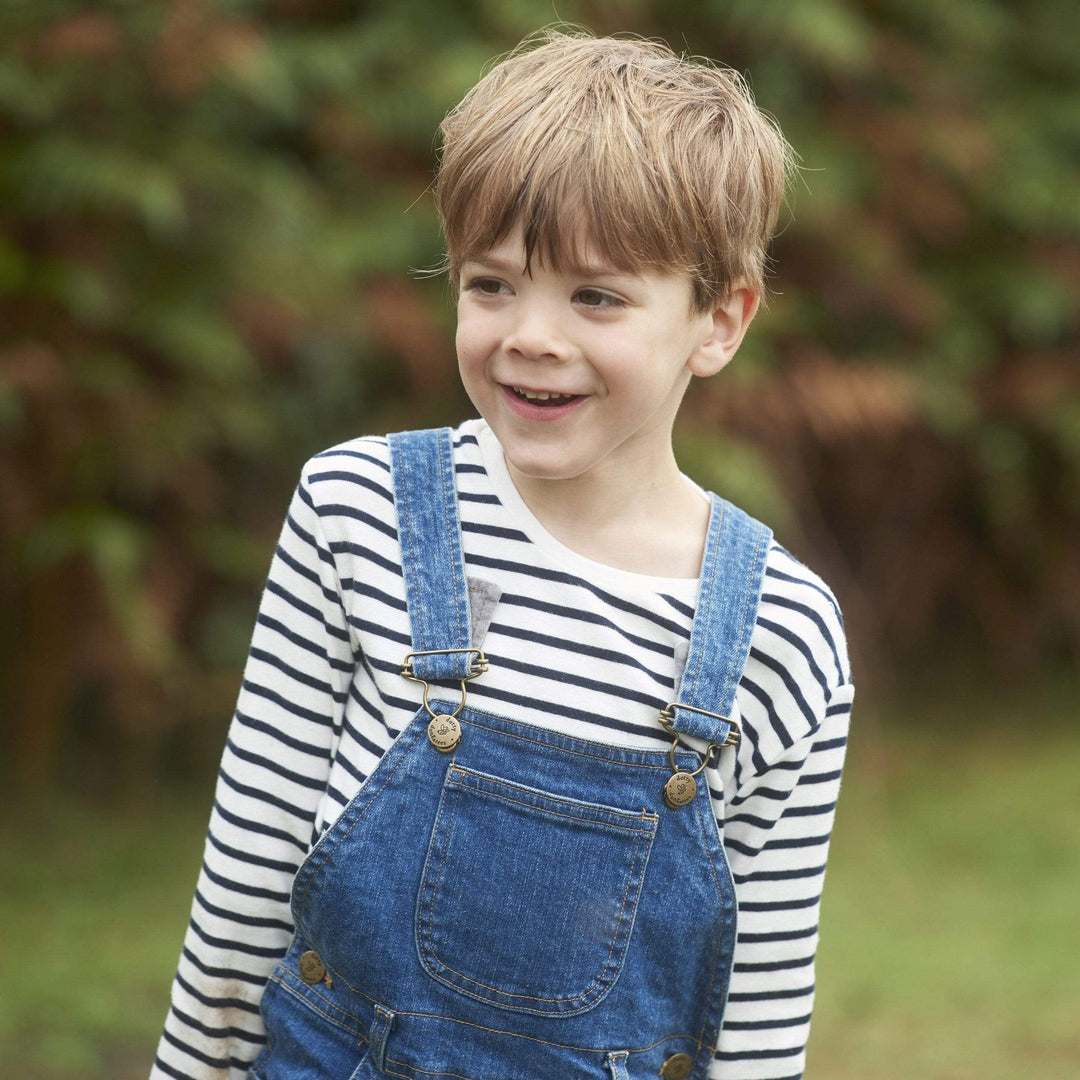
[253, 427, 772, 1080]
[389, 428, 476, 684]
[665, 495, 771, 745]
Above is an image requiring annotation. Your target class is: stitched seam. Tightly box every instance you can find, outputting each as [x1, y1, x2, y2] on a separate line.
[385, 1058, 466, 1080]
[269, 972, 369, 1041]
[423, 819, 639, 1007]
[448, 775, 657, 833]
[417, 761, 460, 977]
[418, 1017, 701, 1054]
[285, 975, 707, 1056]
[725, 523, 769, 717]
[394, 433, 418, 646]
[295, 718, 425, 923]
[682, 496, 722, 693]
[422, 830, 644, 1008]
[450, 766, 659, 825]
[451, 793, 650, 833]
[440, 429, 470, 649]
[296, 721, 422, 909]
[371, 1005, 395, 1072]
[426, 708, 692, 772]
[378, 1016, 705, 1056]
[723, 519, 770, 719]
[418, 779, 653, 1009]
[692, 791, 733, 1057]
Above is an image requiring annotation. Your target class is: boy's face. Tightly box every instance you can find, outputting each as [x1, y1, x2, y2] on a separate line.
[456, 227, 724, 493]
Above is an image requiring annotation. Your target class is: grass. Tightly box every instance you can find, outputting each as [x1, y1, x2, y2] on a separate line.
[1, 675, 1078, 1079]
[0, 793, 209, 1078]
[812, 678, 1080, 1079]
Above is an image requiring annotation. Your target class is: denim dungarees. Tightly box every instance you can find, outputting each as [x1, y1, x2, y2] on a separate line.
[251, 428, 772, 1080]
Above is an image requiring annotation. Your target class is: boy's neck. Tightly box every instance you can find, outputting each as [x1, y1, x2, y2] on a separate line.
[504, 447, 711, 580]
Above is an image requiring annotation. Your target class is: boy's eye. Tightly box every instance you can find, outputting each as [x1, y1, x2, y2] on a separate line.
[575, 288, 625, 309]
[465, 276, 509, 296]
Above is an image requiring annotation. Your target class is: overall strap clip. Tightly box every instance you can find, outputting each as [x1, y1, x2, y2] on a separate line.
[658, 706, 737, 809]
[402, 648, 489, 752]
[659, 494, 770, 808]
[400, 647, 489, 683]
[659, 702, 740, 749]
[390, 429, 490, 754]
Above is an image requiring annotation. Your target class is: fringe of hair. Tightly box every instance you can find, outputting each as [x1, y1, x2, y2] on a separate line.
[433, 27, 796, 310]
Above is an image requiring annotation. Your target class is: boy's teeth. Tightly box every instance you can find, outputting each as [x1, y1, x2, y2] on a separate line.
[513, 386, 573, 401]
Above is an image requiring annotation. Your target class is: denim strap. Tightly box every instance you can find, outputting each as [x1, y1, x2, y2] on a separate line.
[388, 428, 476, 683]
[668, 494, 772, 744]
[367, 1004, 396, 1073]
[606, 1051, 630, 1080]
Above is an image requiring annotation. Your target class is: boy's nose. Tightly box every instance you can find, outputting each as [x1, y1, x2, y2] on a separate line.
[503, 304, 570, 362]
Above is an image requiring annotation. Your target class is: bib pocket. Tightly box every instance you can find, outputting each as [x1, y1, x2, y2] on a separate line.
[416, 764, 658, 1017]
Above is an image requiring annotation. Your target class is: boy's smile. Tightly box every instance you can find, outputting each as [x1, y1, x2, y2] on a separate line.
[500, 382, 588, 421]
[455, 229, 741, 510]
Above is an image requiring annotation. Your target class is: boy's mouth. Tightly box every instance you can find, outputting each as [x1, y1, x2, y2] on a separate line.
[508, 385, 581, 406]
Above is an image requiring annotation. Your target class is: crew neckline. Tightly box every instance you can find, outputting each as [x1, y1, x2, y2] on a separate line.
[469, 419, 704, 600]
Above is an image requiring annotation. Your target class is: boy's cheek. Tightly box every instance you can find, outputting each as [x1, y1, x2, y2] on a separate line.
[455, 333, 493, 409]
[455, 320, 493, 371]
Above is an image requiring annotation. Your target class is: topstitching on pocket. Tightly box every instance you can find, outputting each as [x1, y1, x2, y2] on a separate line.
[416, 765, 659, 1017]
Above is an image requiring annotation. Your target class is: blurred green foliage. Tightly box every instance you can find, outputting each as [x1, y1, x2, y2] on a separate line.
[0, 0, 1077, 793]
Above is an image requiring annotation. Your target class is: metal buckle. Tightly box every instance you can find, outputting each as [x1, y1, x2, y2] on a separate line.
[400, 648, 489, 682]
[658, 704, 740, 808]
[400, 647, 489, 745]
[659, 703, 741, 749]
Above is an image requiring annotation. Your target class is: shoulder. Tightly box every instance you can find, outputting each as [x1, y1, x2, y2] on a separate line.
[299, 433, 394, 507]
[735, 540, 853, 763]
[759, 541, 852, 689]
[293, 421, 488, 540]
[298, 420, 487, 503]
[279, 435, 398, 575]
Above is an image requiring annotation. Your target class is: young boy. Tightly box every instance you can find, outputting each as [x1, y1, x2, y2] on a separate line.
[153, 29, 853, 1080]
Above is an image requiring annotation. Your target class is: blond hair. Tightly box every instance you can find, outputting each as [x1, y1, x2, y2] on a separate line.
[434, 28, 795, 309]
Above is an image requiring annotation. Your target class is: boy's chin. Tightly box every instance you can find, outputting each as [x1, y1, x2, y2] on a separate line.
[500, 442, 607, 486]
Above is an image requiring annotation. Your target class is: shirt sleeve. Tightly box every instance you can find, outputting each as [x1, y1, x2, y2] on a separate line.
[710, 552, 855, 1080]
[151, 458, 357, 1080]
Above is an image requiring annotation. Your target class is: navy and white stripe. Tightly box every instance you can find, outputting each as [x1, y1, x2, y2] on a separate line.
[152, 418, 853, 1080]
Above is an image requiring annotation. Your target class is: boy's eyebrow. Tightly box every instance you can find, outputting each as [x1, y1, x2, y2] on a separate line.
[462, 253, 643, 281]
[567, 262, 645, 282]
[461, 254, 523, 273]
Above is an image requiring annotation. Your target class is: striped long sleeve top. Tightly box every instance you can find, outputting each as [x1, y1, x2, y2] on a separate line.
[152, 418, 854, 1080]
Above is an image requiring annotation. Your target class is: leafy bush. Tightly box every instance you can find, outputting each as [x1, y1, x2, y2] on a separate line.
[1, 0, 1076, 792]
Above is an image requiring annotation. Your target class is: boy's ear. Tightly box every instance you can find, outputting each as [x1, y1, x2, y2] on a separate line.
[688, 286, 760, 378]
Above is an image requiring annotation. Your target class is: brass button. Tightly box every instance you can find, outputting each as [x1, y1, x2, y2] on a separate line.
[659, 1053, 694, 1080]
[298, 950, 326, 985]
[663, 772, 696, 808]
[427, 714, 461, 752]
